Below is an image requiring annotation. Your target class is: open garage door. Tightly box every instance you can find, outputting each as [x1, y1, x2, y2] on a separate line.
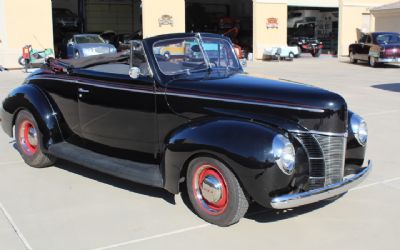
[85, 0, 136, 34]
[288, 6, 339, 55]
[185, 0, 253, 58]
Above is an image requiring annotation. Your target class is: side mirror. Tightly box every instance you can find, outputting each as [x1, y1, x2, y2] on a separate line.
[129, 67, 141, 79]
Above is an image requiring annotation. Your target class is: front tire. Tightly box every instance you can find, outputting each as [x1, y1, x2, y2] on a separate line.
[74, 51, 80, 59]
[15, 110, 56, 168]
[369, 56, 378, 67]
[186, 157, 249, 226]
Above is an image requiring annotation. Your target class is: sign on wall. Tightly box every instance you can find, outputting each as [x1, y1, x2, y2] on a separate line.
[266, 18, 279, 29]
[159, 15, 174, 27]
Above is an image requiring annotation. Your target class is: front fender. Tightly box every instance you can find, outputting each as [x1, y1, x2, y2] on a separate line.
[1, 84, 63, 150]
[162, 118, 297, 207]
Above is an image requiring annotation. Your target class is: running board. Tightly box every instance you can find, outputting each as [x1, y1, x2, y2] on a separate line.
[48, 142, 163, 188]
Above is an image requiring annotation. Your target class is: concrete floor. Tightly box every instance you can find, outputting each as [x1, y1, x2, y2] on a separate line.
[0, 57, 399, 250]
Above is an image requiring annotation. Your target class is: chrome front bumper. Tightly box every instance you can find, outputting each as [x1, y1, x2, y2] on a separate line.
[378, 58, 400, 63]
[270, 161, 372, 209]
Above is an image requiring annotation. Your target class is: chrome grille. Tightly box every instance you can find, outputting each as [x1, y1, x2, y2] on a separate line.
[294, 133, 346, 189]
[95, 47, 110, 53]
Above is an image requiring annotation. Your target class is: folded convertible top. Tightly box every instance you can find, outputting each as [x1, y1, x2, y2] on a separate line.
[53, 52, 130, 70]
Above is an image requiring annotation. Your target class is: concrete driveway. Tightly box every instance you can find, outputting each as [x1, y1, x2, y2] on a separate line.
[0, 57, 399, 250]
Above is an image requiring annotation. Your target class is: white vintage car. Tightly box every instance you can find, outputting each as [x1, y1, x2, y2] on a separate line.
[263, 46, 300, 61]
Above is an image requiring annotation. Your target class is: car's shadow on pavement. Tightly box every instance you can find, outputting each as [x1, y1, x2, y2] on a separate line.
[244, 200, 332, 223]
[179, 181, 333, 224]
[343, 61, 400, 68]
[371, 83, 400, 93]
[11, 140, 177, 205]
[54, 159, 177, 204]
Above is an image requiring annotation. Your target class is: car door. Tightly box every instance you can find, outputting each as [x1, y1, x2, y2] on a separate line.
[74, 65, 158, 164]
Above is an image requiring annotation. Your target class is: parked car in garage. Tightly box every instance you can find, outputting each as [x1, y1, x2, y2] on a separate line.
[289, 37, 324, 57]
[52, 8, 79, 31]
[349, 32, 400, 67]
[1, 33, 371, 226]
[66, 34, 117, 59]
[263, 46, 300, 60]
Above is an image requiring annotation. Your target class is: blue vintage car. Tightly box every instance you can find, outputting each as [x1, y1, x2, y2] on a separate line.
[66, 34, 117, 59]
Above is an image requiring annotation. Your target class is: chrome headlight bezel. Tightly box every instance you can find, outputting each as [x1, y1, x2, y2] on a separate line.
[350, 113, 368, 146]
[272, 134, 296, 175]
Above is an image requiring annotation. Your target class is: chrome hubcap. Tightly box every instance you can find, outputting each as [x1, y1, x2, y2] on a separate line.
[192, 164, 228, 215]
[201, 175, 223, 203]
[27, 127, 38, 146]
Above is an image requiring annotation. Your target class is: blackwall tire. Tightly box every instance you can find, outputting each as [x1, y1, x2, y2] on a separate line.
[349, 52, 358, 64]
[74, 51, 80, 59]
[369, 56, 378, 67]
[15, 110, 56, 168]
[186, 157, 249, 226]
[18, 57, 26, 66]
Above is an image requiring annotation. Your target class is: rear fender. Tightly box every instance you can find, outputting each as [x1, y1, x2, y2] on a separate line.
[1, 84, 63, 149]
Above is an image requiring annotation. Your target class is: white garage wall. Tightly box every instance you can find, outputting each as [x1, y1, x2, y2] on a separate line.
[374, 13, 400, 32]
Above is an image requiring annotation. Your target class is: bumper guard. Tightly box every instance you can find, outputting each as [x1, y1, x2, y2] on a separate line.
[270, 160, 372, 209]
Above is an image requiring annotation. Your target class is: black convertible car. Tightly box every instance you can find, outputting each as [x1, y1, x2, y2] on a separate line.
[1, 33, 371, 226]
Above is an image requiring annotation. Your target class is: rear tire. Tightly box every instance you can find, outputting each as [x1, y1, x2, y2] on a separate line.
[186, 157, 249, 226]
[349, 51, 358, 64]
[312, 50, 321, 57]
[18, 57, 26, 66]
[15, 110, 56, 168]
[287, 52, 295, 61]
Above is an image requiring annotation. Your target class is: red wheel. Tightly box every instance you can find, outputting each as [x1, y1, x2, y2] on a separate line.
[192, 164, 229, 215]
[187, 157, 248, 226]
[18, 120, 38, 156]
[15, 110, 56, 168]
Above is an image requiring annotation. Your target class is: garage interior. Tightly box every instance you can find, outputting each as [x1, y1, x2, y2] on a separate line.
[288, 6, 339, 54]
[52, 0, 143, 57]
[185, 0, 253, 56]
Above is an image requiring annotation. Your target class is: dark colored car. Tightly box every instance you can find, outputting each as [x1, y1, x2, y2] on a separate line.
[66, 34, 117, 59]
[1, 33, 371, 226]
[52, 8, 79, 31]
[289, 37, 324, 57]
[349, 32, 400, 67]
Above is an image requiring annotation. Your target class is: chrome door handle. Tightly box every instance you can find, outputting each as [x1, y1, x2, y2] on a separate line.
[78, 88, 90, 93]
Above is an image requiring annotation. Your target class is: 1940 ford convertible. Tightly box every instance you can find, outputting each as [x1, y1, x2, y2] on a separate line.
[1, 33, 371, 226]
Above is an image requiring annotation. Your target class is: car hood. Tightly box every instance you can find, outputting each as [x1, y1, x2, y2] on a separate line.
[76, 43, 115, 49]
[165, 73, 347, 133]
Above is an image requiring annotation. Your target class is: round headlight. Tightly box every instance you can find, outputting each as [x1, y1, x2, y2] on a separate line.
[272, 135, 296, 175]
[351, 113, 368, 146]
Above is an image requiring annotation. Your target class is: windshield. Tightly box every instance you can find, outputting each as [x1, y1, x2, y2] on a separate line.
[75, 35, 105, 44]
[153, 36, 240, 75]
[375, 34, 400, 45]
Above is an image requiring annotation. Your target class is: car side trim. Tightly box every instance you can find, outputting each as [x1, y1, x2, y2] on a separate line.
[33, 76, 326, 113]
